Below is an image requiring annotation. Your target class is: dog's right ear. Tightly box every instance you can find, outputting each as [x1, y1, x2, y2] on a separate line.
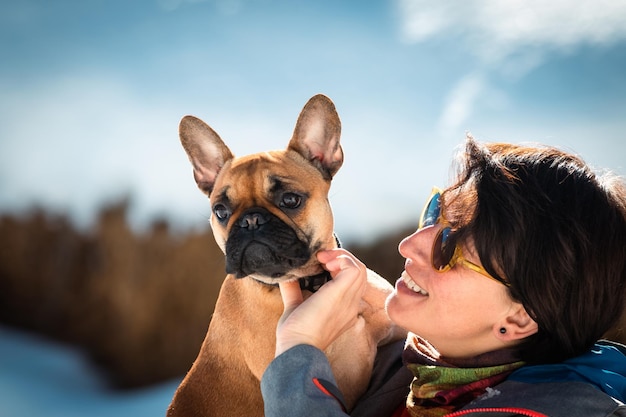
[179, 115, 234, 196]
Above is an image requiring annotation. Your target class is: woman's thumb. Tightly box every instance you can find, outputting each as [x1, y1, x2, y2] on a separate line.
[278, 280, 304, 312]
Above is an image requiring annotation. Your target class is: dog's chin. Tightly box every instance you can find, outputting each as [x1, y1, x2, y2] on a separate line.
[248, 275, 297, 286]
[248, 263, 326, 286]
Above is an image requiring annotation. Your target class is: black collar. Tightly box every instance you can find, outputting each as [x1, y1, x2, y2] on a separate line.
[298, 270, 331, 292]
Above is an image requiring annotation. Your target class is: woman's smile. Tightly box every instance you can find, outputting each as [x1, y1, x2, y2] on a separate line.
[399, 271, 429, 296]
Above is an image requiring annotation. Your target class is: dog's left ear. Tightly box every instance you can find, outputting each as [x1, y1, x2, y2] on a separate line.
[288, 94, 344, 180]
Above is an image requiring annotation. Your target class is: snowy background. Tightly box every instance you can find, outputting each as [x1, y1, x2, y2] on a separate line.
[0, 326, 179, 417]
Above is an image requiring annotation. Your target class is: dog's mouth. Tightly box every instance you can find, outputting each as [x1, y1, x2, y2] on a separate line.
[226, 239, 313, 279]
[228, 241, 307, 279]
[227, 241, 332, 293]
[226, 239, 334, 294]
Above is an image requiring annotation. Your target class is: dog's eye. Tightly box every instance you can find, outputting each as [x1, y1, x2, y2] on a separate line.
[213, 204, 230, 221]
[280, 193, 302, 209]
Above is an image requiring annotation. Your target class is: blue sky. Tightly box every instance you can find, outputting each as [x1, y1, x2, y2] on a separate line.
[2, 0, 626, 242]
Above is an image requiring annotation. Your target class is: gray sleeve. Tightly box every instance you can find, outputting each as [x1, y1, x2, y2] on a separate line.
[611, 405, 626, 417]
[261, 344, 350, 417]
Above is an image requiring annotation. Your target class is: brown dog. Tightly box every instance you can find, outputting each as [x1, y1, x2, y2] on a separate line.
[166, 94, 404, 417]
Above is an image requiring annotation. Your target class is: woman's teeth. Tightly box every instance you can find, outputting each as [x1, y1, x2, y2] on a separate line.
[402, 271, 428, 296]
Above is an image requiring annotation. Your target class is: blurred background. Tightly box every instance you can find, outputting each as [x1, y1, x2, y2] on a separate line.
[1, 0, 626, 416]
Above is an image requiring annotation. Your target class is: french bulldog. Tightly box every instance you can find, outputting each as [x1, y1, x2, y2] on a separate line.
[167, 94, 403, 417]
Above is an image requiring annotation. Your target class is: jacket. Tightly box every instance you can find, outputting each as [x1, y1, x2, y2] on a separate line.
[260, 340, 626, 417]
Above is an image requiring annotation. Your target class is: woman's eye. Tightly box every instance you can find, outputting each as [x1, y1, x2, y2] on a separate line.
[213, 204, 230, 220]
[280, 193, 302, 209]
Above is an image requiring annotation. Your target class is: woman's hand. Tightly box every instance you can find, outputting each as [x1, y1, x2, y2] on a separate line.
[275, 249, 368, 357]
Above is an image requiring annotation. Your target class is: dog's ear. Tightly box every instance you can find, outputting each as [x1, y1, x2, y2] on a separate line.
[179, 115, 234, 196]
[288, 94, 344, 180]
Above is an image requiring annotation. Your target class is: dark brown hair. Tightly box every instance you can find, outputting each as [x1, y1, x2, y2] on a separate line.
[444, 135, 626, 363]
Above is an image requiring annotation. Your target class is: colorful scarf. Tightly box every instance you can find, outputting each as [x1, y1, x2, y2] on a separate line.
[403, 333, 525, 417]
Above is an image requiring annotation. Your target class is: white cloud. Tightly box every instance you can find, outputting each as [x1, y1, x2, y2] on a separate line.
[397, 0, 626, 143]
[437, 73, 485, 135]
[397, 0, 626, 62]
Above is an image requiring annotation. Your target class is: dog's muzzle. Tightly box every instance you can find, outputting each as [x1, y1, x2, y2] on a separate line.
[225, 207, 312, 279]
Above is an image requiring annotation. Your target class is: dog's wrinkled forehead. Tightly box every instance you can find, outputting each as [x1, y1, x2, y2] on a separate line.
[212, 150, 329, 202]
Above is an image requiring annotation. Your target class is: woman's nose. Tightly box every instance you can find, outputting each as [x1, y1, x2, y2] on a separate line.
[398, 226, 436, 261]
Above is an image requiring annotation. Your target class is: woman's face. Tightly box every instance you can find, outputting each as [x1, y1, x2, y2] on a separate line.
[386, 224, 517, 359]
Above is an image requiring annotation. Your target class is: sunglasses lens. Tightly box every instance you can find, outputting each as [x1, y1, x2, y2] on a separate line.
[420, 192, 441, 229]
[432, 227, 457, 271]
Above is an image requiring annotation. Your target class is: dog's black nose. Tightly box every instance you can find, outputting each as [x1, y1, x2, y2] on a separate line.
[237, 211, 269, 230]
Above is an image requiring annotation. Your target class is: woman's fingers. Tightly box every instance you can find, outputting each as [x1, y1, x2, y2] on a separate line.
[317, 249, 367, 301]
[274, 249, 368, 357]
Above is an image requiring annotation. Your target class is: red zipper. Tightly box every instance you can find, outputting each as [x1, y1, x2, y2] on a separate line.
[446, 407, 549, 417]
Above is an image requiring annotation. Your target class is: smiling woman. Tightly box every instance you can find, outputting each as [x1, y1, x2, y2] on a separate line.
[260, 134, 626, 417]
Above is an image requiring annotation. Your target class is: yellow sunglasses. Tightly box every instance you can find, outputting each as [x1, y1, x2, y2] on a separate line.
[418, 187, 510, 287]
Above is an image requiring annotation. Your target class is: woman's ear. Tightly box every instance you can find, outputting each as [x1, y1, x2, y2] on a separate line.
[495, 302, 539, 341]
